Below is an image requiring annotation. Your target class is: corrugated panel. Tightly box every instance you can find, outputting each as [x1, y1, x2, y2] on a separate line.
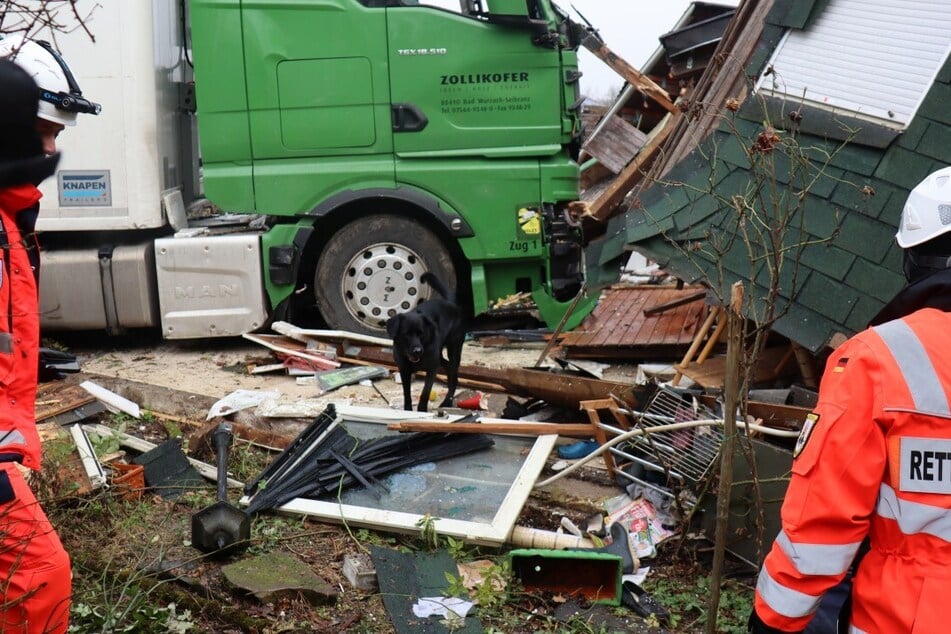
[756, 0, 951, 126]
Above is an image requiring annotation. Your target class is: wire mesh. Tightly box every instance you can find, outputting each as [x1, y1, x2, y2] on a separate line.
[620, 386, 723, 485]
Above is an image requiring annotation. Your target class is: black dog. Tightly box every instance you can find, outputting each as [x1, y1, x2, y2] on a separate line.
[386, 273, 465, 412]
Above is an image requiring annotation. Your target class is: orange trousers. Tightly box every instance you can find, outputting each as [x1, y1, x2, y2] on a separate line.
[0, 462, 71, 634]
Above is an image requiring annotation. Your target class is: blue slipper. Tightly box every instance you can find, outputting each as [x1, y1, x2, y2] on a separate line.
[557, 439, 600, 459]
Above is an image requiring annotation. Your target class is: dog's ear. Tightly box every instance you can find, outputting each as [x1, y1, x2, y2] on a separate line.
[386, 314, 403, 339]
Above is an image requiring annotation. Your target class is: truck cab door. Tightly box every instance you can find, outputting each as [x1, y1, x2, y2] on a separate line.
[238, 0, 395, 213]
[385, 3, 566, 157]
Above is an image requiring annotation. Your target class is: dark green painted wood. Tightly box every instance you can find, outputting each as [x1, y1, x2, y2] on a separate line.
[799, 242, 856, 278]
[875, 146, 943, 190]
[621, 205, 676, 244]
[898, 119, 929, 152]
[797, 271, 859, 323]
[772, 301, 841, 352]
[746, 25, 786, 79]
[916, 123, 951, 162]
[766, 0, 823, 29]
[916, 80, 951, 126]
[936, 59, 951, 84]
[829, 179, 893, 220]
[846, 258, 906, 304]
[842, 294, 882, 334]
[826, 143, 884, 178]
[838, 213, 900, 264]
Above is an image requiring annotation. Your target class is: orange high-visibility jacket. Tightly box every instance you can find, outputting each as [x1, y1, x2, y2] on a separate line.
[754, 307, 951, 633]
[0, 184, 42, 469]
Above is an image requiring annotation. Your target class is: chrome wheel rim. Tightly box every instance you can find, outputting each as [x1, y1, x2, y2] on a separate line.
[340, 242, 430, 331]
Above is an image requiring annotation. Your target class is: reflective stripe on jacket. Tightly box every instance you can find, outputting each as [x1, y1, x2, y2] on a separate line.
[754, 307, 951, 633]
[0, 184, 42, 469]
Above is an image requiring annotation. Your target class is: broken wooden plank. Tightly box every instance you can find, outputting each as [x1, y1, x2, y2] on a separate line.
[243, 333, 340, 370]
[581, 114, 648, 174]
[387, 420, 595, 437]
[671, 306, 721, 386]
[642, 290, 707, 317]
[39, 401, 108, 427]
[587, 113, 677, 222]
[35, 382, 96, 422]
[534, 283, 587, 367]
[270, 321, 392, 347]
[335, 342, 634, 409]
[679, 346, 797, 389]
[335, 344, 511, 392]
[150, 410, 208, 429]
[579, 32, 677, 114]
[503, 368, 631, 410]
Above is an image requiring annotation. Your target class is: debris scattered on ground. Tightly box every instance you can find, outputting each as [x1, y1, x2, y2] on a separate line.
[221, 552, 338, 605]
[46, 281, 819, 631]
[80, 379, 141, 418]
[370, 546, 483, 633]
[207, 389, 281, 419]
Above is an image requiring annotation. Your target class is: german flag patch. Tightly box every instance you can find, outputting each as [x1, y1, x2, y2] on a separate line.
[833, 357, 849, 373]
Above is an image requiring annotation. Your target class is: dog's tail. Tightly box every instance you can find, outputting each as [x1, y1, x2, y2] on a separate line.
[421, 272, 454, 302]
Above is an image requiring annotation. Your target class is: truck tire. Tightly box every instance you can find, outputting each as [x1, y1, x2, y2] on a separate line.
[314, 215, 457, 335]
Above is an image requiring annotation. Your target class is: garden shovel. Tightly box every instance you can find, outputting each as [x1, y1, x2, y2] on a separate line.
[191, 422, 250, 556]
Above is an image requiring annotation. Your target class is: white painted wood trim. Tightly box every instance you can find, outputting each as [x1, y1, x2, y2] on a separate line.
[756, 0, 951, 127]
[239, 434, 558, 546]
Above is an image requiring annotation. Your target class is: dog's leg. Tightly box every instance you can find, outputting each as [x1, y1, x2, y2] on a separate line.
[418, 371, 437, 412]
[439, 338, 464, 407]
[399, 368, 414, 411]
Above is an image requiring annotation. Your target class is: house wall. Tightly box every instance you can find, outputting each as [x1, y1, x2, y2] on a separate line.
[602, 0, 951, 352]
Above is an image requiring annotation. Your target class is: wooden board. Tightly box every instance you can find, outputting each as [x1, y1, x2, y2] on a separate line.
[582, 114, 648, 174]
[36, 422, 97, 496]
[502, 368, 633, 410]
[35, 382, 96, 423]
[680, 346, 797, 390]
[242, 333, 340, 370]
[560, 285, 707, 360]
[335, 341, 640, 410]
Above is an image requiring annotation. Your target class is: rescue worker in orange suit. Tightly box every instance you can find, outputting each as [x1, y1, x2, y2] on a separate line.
[0, 58, 70, 634]
[0, 37, 99, 633]
[750, 165, 951, 633]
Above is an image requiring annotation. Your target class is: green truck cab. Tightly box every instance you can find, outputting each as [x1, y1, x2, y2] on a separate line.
[33, 0, 598, 339]
[191, 0, 593, 334]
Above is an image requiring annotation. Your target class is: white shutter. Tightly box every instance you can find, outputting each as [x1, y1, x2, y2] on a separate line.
[756, 0, 951, 127]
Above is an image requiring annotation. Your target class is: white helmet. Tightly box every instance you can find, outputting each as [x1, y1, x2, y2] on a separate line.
[0, 34, 100, 126]
[896, 166, 951, 249]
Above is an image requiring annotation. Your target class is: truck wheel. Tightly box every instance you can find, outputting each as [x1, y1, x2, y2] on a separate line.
[314, 215, 457, 335]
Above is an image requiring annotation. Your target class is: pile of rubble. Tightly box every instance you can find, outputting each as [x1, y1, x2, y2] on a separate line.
[38, 281, 815, 630]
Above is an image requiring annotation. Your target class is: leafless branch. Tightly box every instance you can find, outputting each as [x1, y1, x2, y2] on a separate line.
[0, 1, 99, 46]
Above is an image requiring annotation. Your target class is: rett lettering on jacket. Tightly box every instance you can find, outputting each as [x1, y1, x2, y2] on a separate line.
[901, 437, 951, 493]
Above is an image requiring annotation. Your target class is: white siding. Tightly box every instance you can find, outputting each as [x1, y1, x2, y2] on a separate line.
[756, 0, 951, 127]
